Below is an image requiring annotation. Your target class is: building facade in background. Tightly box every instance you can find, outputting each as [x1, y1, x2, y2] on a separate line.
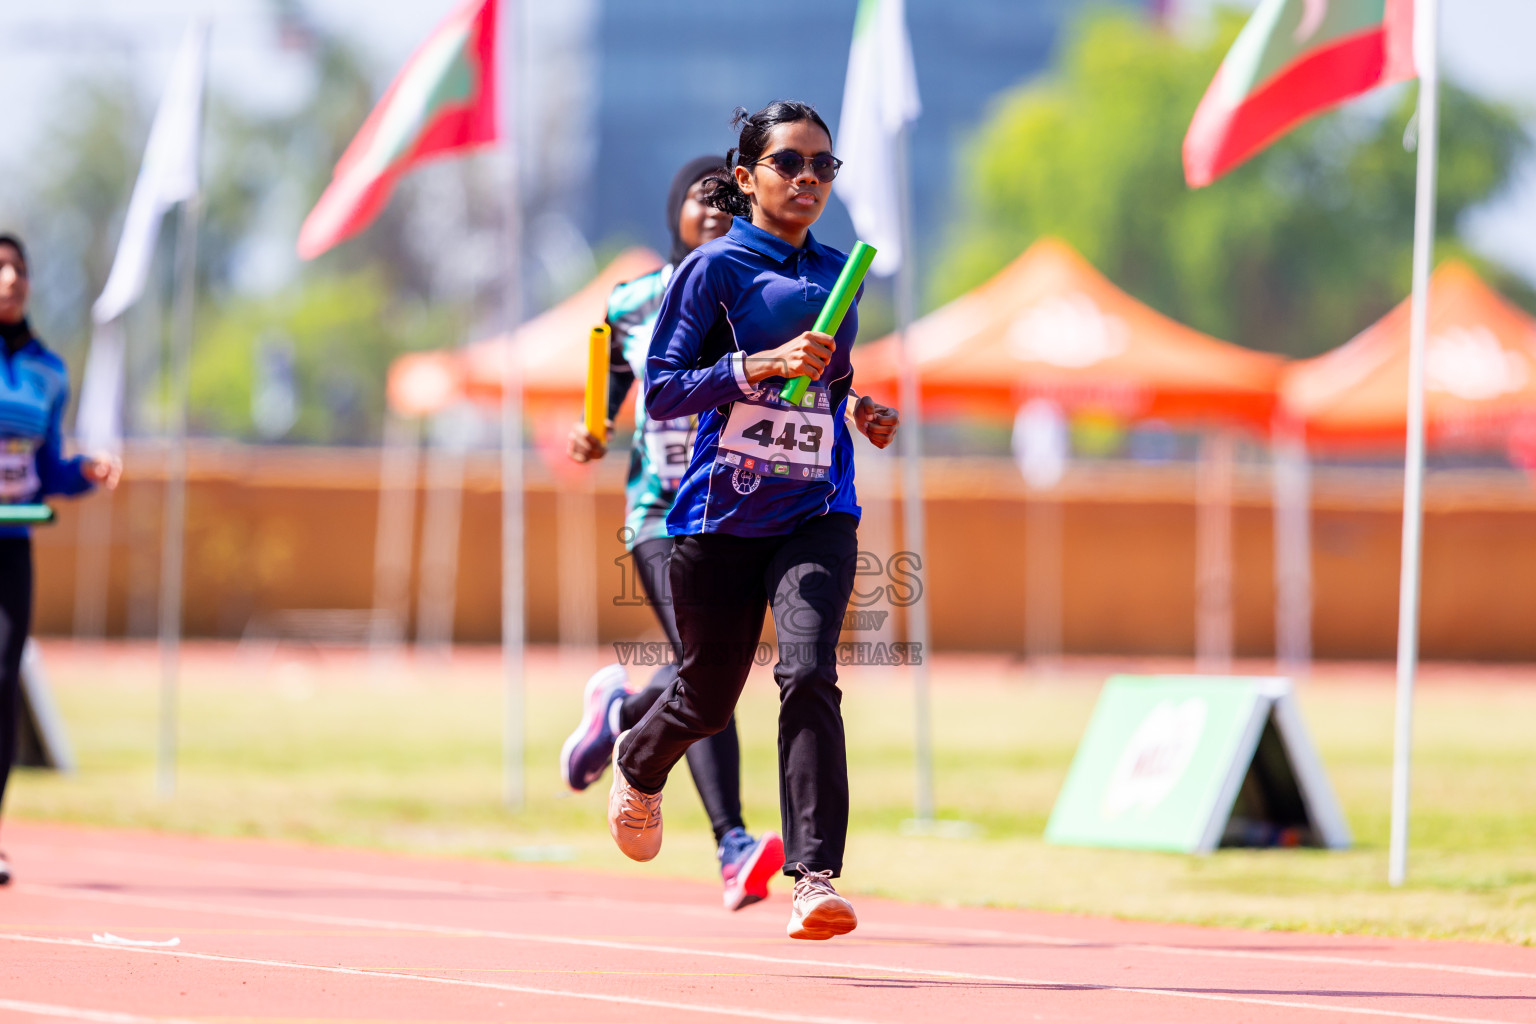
[583, 0, 1131, 274]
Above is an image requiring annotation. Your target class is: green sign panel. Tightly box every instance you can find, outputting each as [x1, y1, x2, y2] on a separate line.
[1045, 675, 1349, 853]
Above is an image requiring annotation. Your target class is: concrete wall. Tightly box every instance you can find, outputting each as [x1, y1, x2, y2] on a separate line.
[29, 443, 1536, 660]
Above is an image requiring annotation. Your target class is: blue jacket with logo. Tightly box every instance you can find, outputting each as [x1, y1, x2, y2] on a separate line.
[645, 218, 862, 538]
[0, 335, 92, 538]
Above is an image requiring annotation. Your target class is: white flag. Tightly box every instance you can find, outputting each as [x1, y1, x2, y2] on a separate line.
[92, 23, 207, 325]
[834, 0, 920, 278]
[79, 23, 207, 452]
[75, 320, 127, 456]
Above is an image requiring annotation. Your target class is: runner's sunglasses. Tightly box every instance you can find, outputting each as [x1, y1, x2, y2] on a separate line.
[753, 150, 844, 183]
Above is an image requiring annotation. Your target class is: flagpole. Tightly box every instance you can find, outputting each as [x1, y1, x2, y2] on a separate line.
[499, 0, 527, 810]
[1389, 0, 1441, 889]
[1272, 417, 1312, 677]
[156, 22, 208, 798]
[891, 122, 934, 823]
[157, 190, 201, 799]
[371, 412, 421, 659]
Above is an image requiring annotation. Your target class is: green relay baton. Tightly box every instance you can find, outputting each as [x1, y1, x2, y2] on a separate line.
[780, 240, 877, 406]
[0, 504, 55, 525]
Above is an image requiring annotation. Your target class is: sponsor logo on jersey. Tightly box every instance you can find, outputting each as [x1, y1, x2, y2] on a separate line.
[731, 465, 761, 495]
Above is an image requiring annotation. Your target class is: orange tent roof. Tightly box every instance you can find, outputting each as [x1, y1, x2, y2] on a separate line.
[1280, 261, 1536, 448]
[855, 238, 1283, 428]
[386, 247, 665, 417]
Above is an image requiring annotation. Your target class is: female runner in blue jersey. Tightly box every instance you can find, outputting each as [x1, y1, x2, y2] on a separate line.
[606, 102, 899, 941]
[0, 235, 120, 886]
[562, 155, 786, 913]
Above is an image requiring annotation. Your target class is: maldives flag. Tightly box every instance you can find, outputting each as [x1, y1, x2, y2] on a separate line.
[1184, 0, 1416, 188]
[298, 0, 498, 259]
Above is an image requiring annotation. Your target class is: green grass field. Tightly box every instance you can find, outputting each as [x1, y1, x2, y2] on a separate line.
[11, 643, 1536, 944]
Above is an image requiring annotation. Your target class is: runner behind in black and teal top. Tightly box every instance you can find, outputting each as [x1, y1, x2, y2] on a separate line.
[602, 268, 696, 550]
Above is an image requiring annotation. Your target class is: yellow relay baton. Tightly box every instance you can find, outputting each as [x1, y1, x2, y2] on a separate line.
[584, 323, 611, 444]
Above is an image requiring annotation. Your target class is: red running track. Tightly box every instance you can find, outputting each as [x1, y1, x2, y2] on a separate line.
[1, 821, 1532, 1024]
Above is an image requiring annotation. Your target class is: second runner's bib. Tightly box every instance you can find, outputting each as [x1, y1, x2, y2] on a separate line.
[643, 416, 695, 490]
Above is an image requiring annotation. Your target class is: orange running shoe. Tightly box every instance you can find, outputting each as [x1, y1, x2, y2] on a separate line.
[607, 731, 663, 862]
[786, 865, 857, 940]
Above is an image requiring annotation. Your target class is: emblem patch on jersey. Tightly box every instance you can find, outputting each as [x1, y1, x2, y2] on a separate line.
[731, 465, 761, 495]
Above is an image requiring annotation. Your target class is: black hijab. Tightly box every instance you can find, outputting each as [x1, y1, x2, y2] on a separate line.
[666, 155, 729, 265]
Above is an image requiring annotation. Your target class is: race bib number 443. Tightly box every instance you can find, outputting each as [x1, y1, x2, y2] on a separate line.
[716, 385, 835, 483]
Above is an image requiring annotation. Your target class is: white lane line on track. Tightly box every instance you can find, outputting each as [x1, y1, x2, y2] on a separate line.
[0, 997, 202, 1024]
[0, 934, 885, 1024]
[25, 844, 1536, 983]
[9, 891, 1529, 1024]
[857, 922, 1536, 983]
[1, 930, 1523, 1024]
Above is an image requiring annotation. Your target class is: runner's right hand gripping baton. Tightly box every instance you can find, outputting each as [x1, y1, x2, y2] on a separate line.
[779, 241, 877, 405]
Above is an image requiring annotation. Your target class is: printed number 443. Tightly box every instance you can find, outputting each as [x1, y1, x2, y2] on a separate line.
[741, 419, 822, 453]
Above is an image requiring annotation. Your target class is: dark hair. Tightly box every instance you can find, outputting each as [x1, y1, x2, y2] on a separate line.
[0, 234, 27, 270]
[701, 101, 833, 218]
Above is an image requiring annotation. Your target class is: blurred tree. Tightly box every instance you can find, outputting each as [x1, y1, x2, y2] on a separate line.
[936, 11, 1531, 357]
[190, 270, 461, 443]
[0, 0, 487, 444]
[12, 76, 146, 358]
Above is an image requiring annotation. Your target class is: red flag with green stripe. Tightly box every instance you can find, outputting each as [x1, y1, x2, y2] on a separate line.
[1184, 0, 1415, 188]
[298, 0, 498, 259]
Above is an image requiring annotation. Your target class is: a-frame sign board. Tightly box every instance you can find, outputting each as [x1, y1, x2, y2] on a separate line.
[1045, 676, 1349, 853]
[16, 639, 75, 772]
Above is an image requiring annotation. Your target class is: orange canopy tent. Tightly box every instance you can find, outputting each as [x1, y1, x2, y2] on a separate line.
[386, 247, 665, 418]
[1279, 261, 1536, 449]
[855, 238, 1283, 429]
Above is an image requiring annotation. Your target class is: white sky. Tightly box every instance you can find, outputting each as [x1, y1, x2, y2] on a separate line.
[1, 0, 1532, 283]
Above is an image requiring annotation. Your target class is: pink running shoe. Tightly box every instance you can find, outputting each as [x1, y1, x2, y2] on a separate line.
[718, 828, 785, 911]
[560, 664, 630, 791]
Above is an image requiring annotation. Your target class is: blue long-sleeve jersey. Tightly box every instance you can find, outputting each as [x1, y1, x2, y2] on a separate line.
[645, 218, 862, 538]
[1, 335, 92, 538]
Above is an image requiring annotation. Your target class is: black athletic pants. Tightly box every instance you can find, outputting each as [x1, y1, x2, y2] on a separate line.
[618, 513, 857, 877]
[617, 536, 744, 844]
[0, 537, 32, 825]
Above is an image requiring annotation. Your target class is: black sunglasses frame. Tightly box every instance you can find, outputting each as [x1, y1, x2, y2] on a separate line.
[753, 150, 844, 184]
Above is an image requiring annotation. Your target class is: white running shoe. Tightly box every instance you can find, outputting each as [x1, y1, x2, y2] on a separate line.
[0, 851, 10, 886]
[607, 731, 663, 862]
[786, 865, 857, 940]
